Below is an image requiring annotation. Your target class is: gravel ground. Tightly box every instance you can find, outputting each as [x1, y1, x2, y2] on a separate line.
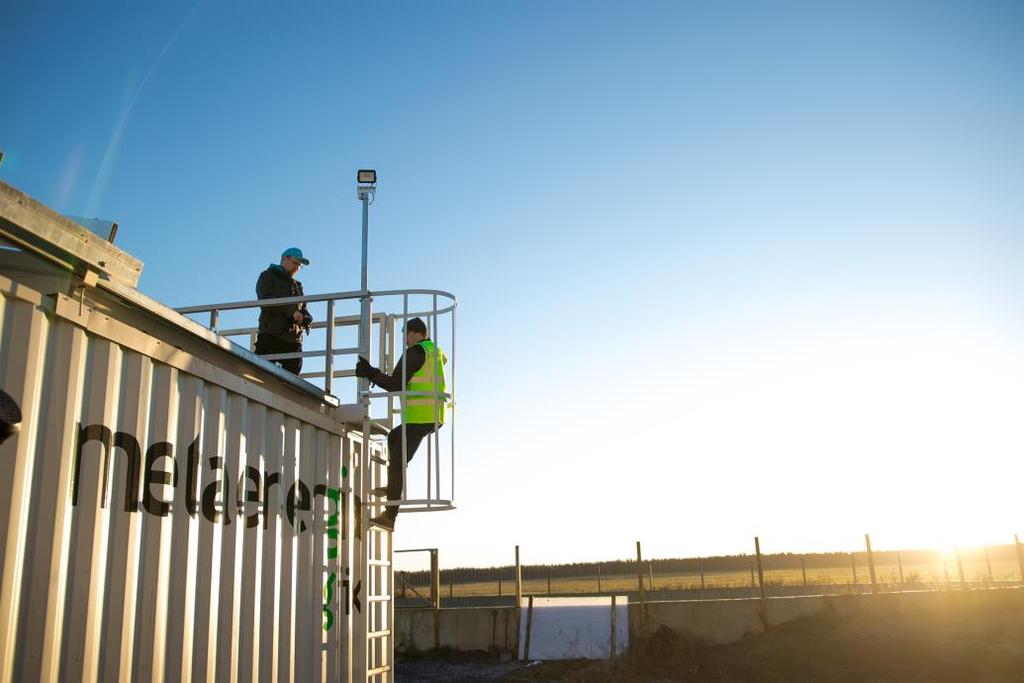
[395, 656, 531, 681]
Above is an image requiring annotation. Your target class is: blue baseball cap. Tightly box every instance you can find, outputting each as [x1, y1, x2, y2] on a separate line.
[281, 247, 309, 265]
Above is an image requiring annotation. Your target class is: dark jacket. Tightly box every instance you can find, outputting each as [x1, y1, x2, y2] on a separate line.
[368, 343, 426, 391]
[256, 264, 313, 342]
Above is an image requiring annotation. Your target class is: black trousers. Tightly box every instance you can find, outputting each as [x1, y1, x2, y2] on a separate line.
[255, 334, 303, 374]
[383, 422, 440, 521]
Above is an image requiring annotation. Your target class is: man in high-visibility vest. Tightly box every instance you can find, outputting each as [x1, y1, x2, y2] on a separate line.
[355, 317, 447, 530]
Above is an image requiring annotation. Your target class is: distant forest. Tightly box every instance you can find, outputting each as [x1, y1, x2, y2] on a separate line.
[401, 545, 1022, 584]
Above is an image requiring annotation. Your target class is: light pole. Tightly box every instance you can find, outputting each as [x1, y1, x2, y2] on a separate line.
[356, 169, 376, 410]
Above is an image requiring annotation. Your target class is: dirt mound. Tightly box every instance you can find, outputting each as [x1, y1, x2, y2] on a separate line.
[503, 603, 1024, 682]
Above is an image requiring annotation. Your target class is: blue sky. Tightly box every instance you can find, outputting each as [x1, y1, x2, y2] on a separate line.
[2, 0, 1022, 567]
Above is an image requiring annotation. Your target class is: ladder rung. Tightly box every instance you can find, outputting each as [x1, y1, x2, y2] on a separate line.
[368, 629, 392, 638]
[371, 456, 387, 465]
[368, 595, 391, 602]
[367, 665, 392, 675]
[367, 559, 391, 566]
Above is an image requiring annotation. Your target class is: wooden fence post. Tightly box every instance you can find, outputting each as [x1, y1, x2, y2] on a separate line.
[955, 547, 966, 589]
[610, 595, 618, 658]
[800, 557, 807, 586]
[648, 562, 654, 591]
[897, 551, 904, 585]
[1015, 534, 1024, 583]
[850, 552, 858, 586]
[754, 537, 767, 601]
[522, 595, 534, 662]
[547, 567, 552, 595]
[865, 534, 878, 594]
[431, 549, 441, 609]
[984, 547, 994, 586]
[597, 564, 602, 593]
[700, 558, 706, 594]
[636, 541, 647, 611]
[515, 545, 522, 607]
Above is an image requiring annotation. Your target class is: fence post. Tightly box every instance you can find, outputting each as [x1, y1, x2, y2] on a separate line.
[850, 552, 858, 587]
[749, 560, 755, 590]
[431, 549, 440, 610]
[498, 572, 502, 597]
[597, 564, 602, 593]
[865, 534, 878, 594]
[754, 537, 767, 602]
[1016, 534, 1024, 584]
[636, 541, 647, 610]
[610, 595, 618, 658]
[522, 595, 534, 662]
[985, 547, 994, 586]
[955, 547, 966, 589]
[515, 545, 522, 607]
[700, 558, 706, 594]
[897, 551, 904, 585]
[800, 557, 807, 586]
[547, 567, 552, 595]
[648, 562, 654, 591]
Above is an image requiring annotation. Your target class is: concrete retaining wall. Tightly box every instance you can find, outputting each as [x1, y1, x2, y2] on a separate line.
[634, 587, 1024, 644]
[397, 588, 1024, 656]
[394, 607, 519, 657]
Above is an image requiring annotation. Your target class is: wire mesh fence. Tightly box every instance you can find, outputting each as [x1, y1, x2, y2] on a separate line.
[395, 548, 439, 608]
[397, 536, 1024, 608]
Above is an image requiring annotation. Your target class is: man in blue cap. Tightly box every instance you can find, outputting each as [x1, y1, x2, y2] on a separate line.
[255, 247, 313, 375]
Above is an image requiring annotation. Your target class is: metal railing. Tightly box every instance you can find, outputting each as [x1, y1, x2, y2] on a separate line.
[176, 287, 457, 513]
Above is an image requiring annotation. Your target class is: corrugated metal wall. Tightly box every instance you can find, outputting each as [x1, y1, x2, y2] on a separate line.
[0, 275, 355, 683]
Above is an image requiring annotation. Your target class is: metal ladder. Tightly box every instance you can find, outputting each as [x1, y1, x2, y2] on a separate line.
[359, 439, 394, 682]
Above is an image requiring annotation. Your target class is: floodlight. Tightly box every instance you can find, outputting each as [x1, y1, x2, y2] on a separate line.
[357, 169, 377, 185]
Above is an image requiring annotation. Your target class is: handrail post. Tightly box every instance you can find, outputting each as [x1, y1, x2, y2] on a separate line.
[359, 298, 372, 405]
[324, 299, 335, 394]
[400, 293, 408, 501]
[450, 304, 456, 502]
[432, 293, 440, 505]
[209, 308, 219, 331]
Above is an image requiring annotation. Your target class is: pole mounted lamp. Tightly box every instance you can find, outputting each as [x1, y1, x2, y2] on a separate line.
[356, 169, 376, 415]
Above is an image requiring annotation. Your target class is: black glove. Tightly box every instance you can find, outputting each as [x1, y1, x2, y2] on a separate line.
[355, 357, 374, 379]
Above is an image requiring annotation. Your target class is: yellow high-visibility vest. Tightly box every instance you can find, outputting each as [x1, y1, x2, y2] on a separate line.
[404, 339, 447, 424]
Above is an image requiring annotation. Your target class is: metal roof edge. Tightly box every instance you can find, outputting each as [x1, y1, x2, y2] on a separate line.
[0, 181, 142, 287]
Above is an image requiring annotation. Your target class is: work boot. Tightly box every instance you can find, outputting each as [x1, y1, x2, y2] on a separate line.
[370, 514, 395, 531]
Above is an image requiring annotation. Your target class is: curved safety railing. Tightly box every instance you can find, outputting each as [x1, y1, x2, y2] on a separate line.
[176, 287, 457, 514]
